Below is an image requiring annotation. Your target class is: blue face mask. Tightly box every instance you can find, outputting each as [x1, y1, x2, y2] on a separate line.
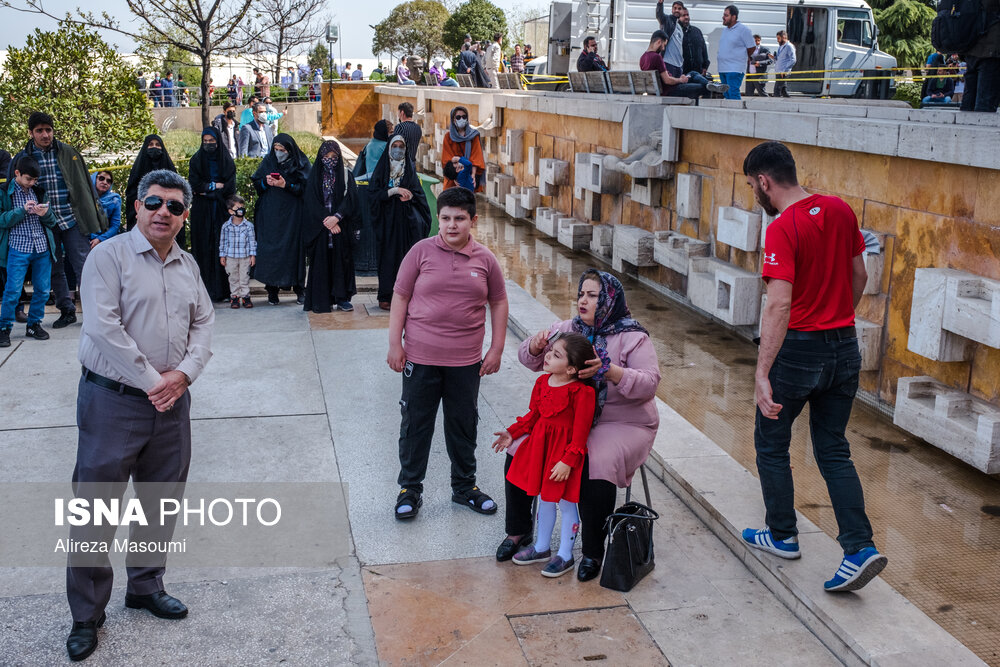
[389, 147, 405, 161]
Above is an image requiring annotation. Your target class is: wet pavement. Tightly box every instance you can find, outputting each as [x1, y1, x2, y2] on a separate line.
[472, 203, 1000, 666]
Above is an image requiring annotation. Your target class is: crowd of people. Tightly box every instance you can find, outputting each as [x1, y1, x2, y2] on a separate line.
[0, 88, 897, 660]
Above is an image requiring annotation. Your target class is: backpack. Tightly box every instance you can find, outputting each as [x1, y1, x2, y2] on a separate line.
[931, 0, 992, 53]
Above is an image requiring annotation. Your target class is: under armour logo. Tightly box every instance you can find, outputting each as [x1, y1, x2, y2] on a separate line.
[809, 206, 821, 215]
[764, 253, 778, 264]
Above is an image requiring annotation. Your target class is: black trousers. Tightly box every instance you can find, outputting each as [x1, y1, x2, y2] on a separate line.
[960, 56, 1000, 113]
[504, 454, 617, 560]
[397, 361, 481, 494]
[67, 377, 192, 622]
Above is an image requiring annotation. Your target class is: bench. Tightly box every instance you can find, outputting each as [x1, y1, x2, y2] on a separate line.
[497, 72, 524, 89]
[455, 73, 475, 87]
[608, 71, 662, 96]
[423, 73, 438, 86]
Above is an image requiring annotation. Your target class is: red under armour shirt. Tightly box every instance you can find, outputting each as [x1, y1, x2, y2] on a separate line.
[762, 194, 865, 331]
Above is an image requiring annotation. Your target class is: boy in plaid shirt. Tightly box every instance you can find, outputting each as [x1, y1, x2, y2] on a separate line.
[219, 194, 256, 308]
[0, 156, 58, 346]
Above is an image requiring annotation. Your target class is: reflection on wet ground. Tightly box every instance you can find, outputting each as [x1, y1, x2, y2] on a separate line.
[475, 204, 1000, 665]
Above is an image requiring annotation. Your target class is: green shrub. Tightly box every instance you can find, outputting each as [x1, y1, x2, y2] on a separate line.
[893, 81, 922, 109]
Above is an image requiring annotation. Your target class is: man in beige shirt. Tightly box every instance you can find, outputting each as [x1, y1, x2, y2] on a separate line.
[66, 169, 214, 662]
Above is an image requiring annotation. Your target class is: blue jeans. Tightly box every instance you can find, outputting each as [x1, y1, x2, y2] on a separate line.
[719, 72, 744, 99]
[754, 335, 875, 554]
[398, 80, 416, 85]
[440, 78, 459, 87]
[1, 249, 51, 328]
[922, 95, 952, 105]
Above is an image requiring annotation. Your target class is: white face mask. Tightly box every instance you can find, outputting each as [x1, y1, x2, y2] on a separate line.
[455, 119, 468, 129]
[389, 147, 405, 161]
[275, 150, 289, 163]
[256, 113, 267, 123]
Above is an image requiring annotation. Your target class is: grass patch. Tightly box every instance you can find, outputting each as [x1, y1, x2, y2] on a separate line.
[163, 129, 322, 160]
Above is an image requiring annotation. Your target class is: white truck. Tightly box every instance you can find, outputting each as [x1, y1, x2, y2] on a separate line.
[526, 0, 897, 98]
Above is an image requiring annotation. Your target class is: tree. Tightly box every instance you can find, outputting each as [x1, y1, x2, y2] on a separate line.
[506, 3, 545, 48]
[233, 0, 329, 84]
[872, 0, 936, 69]
[0, 22, 155, 154]
[307, 41, 338, 80]
[442, 0, 508, 52]
[2, 0, 280, 127]
[372, 0, 450, 63]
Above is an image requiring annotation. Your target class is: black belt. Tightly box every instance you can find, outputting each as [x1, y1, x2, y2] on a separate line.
[81, 367, 147, 397]
[784, 327, 857, 342]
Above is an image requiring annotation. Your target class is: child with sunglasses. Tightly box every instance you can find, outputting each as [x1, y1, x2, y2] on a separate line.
[218, 194, 256, 308]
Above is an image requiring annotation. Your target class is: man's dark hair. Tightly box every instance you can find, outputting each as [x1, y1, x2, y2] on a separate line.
[583, 36, 597, 48]
[494, 32, 502, 41]
[28, 111, 54, 132]
[223, 101, 235, 110]
[725, 4, 739, 18]
[650, 30, 668, 45]
[398, 102, 414, 118]
[138, 169, 193, 209]
[443, 160, 459, 181]
[461, 43, 470, 51]
[437, 185, 476, 217]
[226, 193, 246, 208]
[14, 155, 40, 178]
[776, 30, 787, 38]
[672, 1, 685, 7]
[743, 141, 798, 186]
[753, 34, 761, 40]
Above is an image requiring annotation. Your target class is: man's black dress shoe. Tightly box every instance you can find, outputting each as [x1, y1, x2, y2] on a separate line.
[577, 556, 602, 582]
[495, 534, 533, 562]
[67, 612, 105, 661]
[124, 591, 188, 619]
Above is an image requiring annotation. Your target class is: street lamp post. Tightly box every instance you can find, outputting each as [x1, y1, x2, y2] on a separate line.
[327, 23, 339, 82]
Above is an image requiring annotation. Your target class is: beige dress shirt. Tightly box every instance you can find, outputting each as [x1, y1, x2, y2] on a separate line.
[78, 228, 214, 393]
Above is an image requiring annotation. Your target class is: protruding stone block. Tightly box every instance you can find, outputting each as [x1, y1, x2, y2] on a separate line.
[687, 257, 762, 326]
[527, 146, 540, 177]
[521, 187, 541, 210]
[590, 224, 613, 259]
[862, 230, 886, 295]
[606, 145, 673, 179]
[653, 231, 710, 275]
[557, 218, 592, 251]
[501, 129, 524, 164]
[505, 192, 529, 219]
[417, 143, 429, 160]
[716, 206, 762, 252]
[895, 376, 1000, 474]
[488, 173, 515, 206]
[612, 225, 655, 272]
[943, 273, 1000, 349]
[856, 318, 882, 371]
[539, 158, 569, 186]
[434, 162, 444, 178]
[581, 153, 624, 194]
[630, 178, 662, 207]
[676, 173, 701, 219]
[908, 268, 972, 362]
[535, 207, 559, 237]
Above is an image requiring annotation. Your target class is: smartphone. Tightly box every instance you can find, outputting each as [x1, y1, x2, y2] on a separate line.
[269, 172, 280, 179]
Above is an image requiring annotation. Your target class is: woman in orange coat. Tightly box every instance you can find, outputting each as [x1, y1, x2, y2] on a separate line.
[440, 106, 485, 192]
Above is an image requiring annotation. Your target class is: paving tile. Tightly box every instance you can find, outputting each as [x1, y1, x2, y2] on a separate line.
[510, 606, 668, 666]
[362, 556, 623, 666]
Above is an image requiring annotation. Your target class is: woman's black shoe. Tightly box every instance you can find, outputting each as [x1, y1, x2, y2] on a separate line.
[577, 556, 602, 581]
[495, 534, 532, 562]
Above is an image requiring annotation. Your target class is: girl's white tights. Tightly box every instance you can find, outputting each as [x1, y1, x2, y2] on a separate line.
[533, 499, 580, 561]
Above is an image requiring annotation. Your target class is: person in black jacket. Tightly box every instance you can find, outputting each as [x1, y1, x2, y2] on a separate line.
[577, 36, 609, 72]
[457, 43, 488, 87]
[679, 8, 710, 75]
[656, 0, 684, 36]
[746, 35, 772, 96]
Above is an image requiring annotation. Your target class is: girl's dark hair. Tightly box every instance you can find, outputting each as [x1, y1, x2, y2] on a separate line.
[554, 332, 597, 377]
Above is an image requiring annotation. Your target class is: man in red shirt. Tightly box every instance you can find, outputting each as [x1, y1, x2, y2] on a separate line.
[741, 141, 887, 592]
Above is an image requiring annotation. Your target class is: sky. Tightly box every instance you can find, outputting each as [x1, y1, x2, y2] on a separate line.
[0, 0, 549, 63]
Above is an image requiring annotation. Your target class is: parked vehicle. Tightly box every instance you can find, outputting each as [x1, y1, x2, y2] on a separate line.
[529, 0, 896, 98]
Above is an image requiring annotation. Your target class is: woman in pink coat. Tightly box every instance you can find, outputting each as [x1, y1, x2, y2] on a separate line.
[496, 269, 661, 581]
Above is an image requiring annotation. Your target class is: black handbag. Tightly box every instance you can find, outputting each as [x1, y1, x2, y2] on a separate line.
[599, 468, 658, 592]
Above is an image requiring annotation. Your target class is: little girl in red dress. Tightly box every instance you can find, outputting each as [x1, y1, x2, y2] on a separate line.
[492, 332, 597, 577]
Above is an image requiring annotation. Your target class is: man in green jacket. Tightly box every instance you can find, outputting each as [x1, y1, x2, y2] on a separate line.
[10, 112, 107, 328]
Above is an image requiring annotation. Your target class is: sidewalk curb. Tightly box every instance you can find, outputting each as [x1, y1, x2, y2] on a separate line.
[504, 279, 985, 667]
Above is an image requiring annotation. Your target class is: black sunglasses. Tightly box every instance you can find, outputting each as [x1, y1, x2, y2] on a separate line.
[96, 174, 113, 183]
[142, 195, 186, 216]
[454, 115, 467, 120]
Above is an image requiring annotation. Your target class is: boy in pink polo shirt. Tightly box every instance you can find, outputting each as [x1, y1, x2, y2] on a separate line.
[387, 187, 509, 519]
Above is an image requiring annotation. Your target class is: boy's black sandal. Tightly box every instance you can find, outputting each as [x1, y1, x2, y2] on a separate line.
[452, 486, 497, 515]
[394, 488, 422, 520]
